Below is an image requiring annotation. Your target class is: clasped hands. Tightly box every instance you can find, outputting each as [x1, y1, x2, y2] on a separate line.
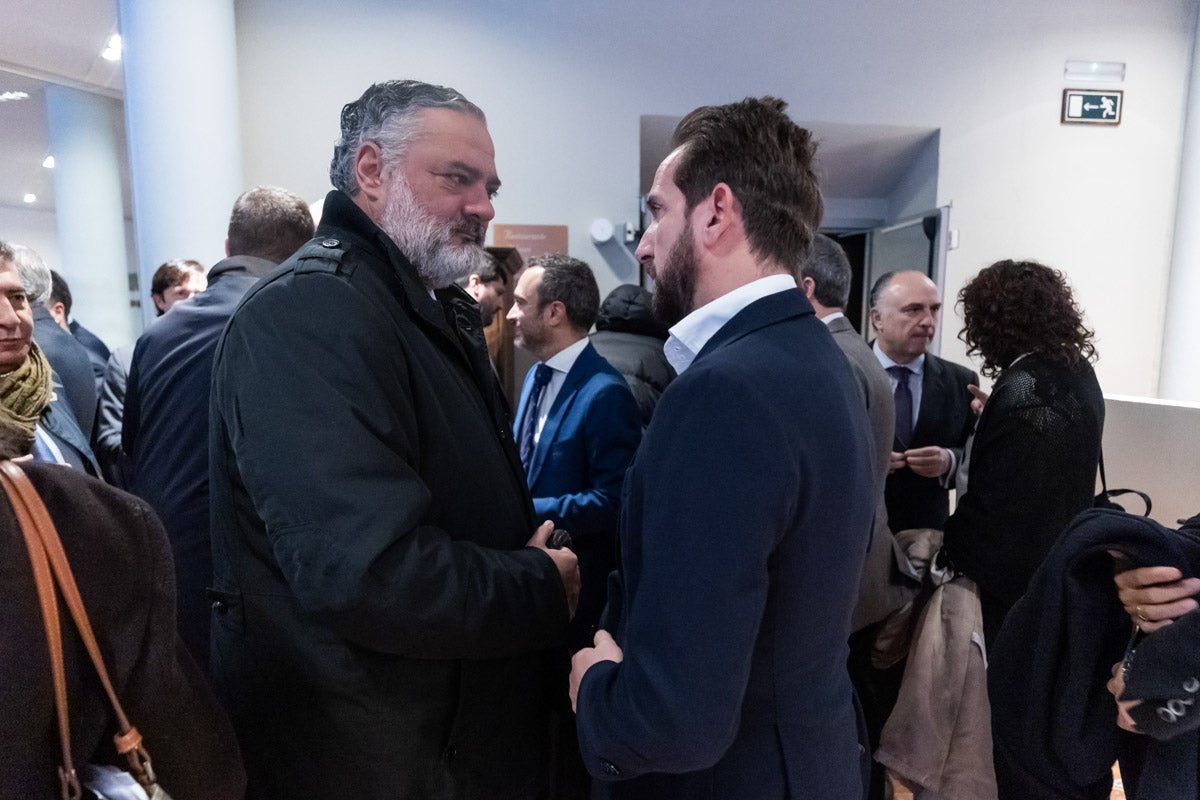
[889, 445, 949, 477]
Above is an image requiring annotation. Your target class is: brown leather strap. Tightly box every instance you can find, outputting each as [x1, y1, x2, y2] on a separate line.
[0, 461, 158, 791]
[3, 461, 81, 800]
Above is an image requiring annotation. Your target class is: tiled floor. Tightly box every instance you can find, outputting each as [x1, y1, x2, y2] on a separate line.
[890, 765, 1126, 799]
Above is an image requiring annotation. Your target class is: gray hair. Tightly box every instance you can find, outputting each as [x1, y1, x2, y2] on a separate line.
[8, 244, 51, 305]
[329, 80, 485, 196]
[869, 270, 899, 310]
[800, 234, 852, 309]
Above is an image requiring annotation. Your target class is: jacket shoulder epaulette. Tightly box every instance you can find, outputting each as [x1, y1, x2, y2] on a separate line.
[293, 237, 350, 275]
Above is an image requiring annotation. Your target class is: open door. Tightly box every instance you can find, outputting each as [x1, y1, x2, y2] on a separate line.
[829, 205, 950, 352]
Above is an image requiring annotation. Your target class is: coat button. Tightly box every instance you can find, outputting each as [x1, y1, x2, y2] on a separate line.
[321, 238, 340, 248]
[444, 745, 458, 761]
[600, 759, 620, 776]
[212, 600, 228, 614]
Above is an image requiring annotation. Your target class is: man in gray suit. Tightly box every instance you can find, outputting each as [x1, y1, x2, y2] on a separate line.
[800, 234, 914, 800]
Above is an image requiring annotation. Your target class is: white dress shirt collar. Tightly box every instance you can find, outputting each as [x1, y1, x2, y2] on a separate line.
[533, 336, 589, 442]
[664, 274, 797, 374]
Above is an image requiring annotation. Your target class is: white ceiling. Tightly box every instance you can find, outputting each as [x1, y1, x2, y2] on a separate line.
[0, 1, 937, 219]
[0, 0, 122, 211]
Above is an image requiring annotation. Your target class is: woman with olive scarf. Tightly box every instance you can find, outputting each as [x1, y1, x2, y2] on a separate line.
[0, 240, 246, 799]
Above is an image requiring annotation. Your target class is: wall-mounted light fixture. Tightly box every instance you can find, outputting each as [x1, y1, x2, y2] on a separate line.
[1064, 60, 1126, 83]
[23, 194, 37, 204]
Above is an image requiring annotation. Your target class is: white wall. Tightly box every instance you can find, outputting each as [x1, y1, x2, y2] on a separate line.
[1102, 396, 1200, 528]
[234, 0, 1197, 397]
[0, 204, 62, 268]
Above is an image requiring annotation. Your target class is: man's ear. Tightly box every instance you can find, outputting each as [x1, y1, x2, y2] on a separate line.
[354, 142, 387, 203]
[801, 276, 816, 301]
[698, 182, 740, 251]
[544, 299, 568, 327]
[48, 301, 68, 329]
[869, 307, 882, 331]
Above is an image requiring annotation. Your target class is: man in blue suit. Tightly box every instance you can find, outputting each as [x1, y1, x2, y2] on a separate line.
[569, 97, 875, 799]
[509, 253, 641, 653]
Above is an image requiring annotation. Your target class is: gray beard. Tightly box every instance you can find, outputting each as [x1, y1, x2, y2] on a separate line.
[378, 174, 487, 289]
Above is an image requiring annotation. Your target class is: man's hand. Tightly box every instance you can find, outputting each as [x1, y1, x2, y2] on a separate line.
[888, 451, 907, 475]
[569, 630, 624, 712]
[968, 384, 989, 417]
[903, 445, 949, 478]
[527, 521, 580, 619]
[1107, 660, 1142, 732]
[1114, 566, 1200, 632]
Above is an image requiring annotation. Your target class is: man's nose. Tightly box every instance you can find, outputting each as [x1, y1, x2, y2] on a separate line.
[464, 189, 495, 224]
[635, 232, 653, 262]
[0, 300, 20, 328]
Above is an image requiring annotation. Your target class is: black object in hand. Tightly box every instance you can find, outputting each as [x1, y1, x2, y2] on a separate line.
[547, 529, 573, 550]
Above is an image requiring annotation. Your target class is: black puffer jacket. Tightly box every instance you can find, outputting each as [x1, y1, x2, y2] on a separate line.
[589, 284, 675, 428]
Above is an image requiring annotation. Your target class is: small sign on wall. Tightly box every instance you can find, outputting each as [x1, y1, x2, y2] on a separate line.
[492, 224, 569, 263]
[1062, 89, 1122, 125]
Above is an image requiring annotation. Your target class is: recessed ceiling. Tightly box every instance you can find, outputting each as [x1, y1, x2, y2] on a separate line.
[0, 0, 124, 213]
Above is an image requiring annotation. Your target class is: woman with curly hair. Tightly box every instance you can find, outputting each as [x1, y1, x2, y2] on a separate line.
[941, 259, 1105, 642]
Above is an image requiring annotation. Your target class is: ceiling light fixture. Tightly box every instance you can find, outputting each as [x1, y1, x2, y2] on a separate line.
[0, 91, 30, 103]
[1064, 60, 1126, 83]
[43, 156, 55, 169]
[101, 33, 122, 62]
[23, 194, 37, 204]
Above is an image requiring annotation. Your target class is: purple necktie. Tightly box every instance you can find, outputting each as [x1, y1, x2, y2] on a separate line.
[888, 365, 913, 450]
[519, 364, 553, 471]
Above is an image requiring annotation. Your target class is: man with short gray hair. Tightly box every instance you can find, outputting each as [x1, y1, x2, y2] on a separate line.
[209, 81, 577, 799]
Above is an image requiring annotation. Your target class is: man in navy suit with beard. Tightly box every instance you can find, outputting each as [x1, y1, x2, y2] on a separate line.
[570, 97, 875, 800]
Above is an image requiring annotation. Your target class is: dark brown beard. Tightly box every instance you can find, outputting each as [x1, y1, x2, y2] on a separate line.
[651, 220, 698, 327]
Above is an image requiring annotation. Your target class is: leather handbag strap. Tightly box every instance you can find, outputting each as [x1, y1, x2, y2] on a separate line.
[0, 461, 159, 794]
[4, 461, 81, 800]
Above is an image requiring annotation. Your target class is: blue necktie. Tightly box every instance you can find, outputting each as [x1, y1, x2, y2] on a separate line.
[519, 364, 553, 471]
[888, 365, 914, 450]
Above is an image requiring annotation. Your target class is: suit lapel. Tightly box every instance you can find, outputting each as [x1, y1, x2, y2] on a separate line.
[527, 343, 598, 485]
[912, 354, 946, 444]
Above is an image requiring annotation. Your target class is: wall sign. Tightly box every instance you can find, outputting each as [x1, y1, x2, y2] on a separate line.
[491, 224, 569, 262]
[1062, 89, 1122, 126]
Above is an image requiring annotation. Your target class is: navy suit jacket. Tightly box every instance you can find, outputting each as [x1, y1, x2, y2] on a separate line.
[124, 255, 277, 668]
[883, 352, 977, 533]
[576, 288, 875, 799]
[515, 341, 641, 650]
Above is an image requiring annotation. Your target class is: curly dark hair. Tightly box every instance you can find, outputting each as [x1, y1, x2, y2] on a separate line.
[958, 259, 1097, 378]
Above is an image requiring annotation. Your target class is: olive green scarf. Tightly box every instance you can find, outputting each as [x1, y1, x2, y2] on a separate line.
[0, 343, 53, 459]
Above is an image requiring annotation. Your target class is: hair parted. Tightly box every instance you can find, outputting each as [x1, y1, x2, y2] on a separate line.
[800, 234, 852, 309]
[526, 253, 601, 332]
[671, 96, 823, 271]
[151, 259, 206, 298]
[958, 259, 1097, 378]
[227, 186, 315, 263]
[330, 80, 485, 196]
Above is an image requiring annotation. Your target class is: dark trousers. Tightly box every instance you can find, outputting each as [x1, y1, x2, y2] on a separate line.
[848, 622, 906, 800]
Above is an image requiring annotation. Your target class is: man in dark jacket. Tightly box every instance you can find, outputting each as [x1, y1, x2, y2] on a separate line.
[123, 186, 314, 670]
[589, 284, 675, 428]
[209, 80, 578, 800]
[10, 246, 98, 443]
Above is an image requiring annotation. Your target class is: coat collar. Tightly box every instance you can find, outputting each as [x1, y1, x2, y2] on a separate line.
[692, 287, 814, 365]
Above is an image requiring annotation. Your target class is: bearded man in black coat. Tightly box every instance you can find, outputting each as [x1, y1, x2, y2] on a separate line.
[209, 81, 579, 800]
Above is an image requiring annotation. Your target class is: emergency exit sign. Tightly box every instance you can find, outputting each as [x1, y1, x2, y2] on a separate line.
[1062, 89, 1123, 125]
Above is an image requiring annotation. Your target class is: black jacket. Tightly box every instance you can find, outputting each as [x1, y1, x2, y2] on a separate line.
[208, 190, 568, 799]
[124, 254, 278, 669]
[589, 284, 675, 428]
[0, 462, 244, 800]
[990, 509, 1200, 800]
[883, 352, 977, 533]
[33, 305, 98, 442]
[943, 356, 1104, 608]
